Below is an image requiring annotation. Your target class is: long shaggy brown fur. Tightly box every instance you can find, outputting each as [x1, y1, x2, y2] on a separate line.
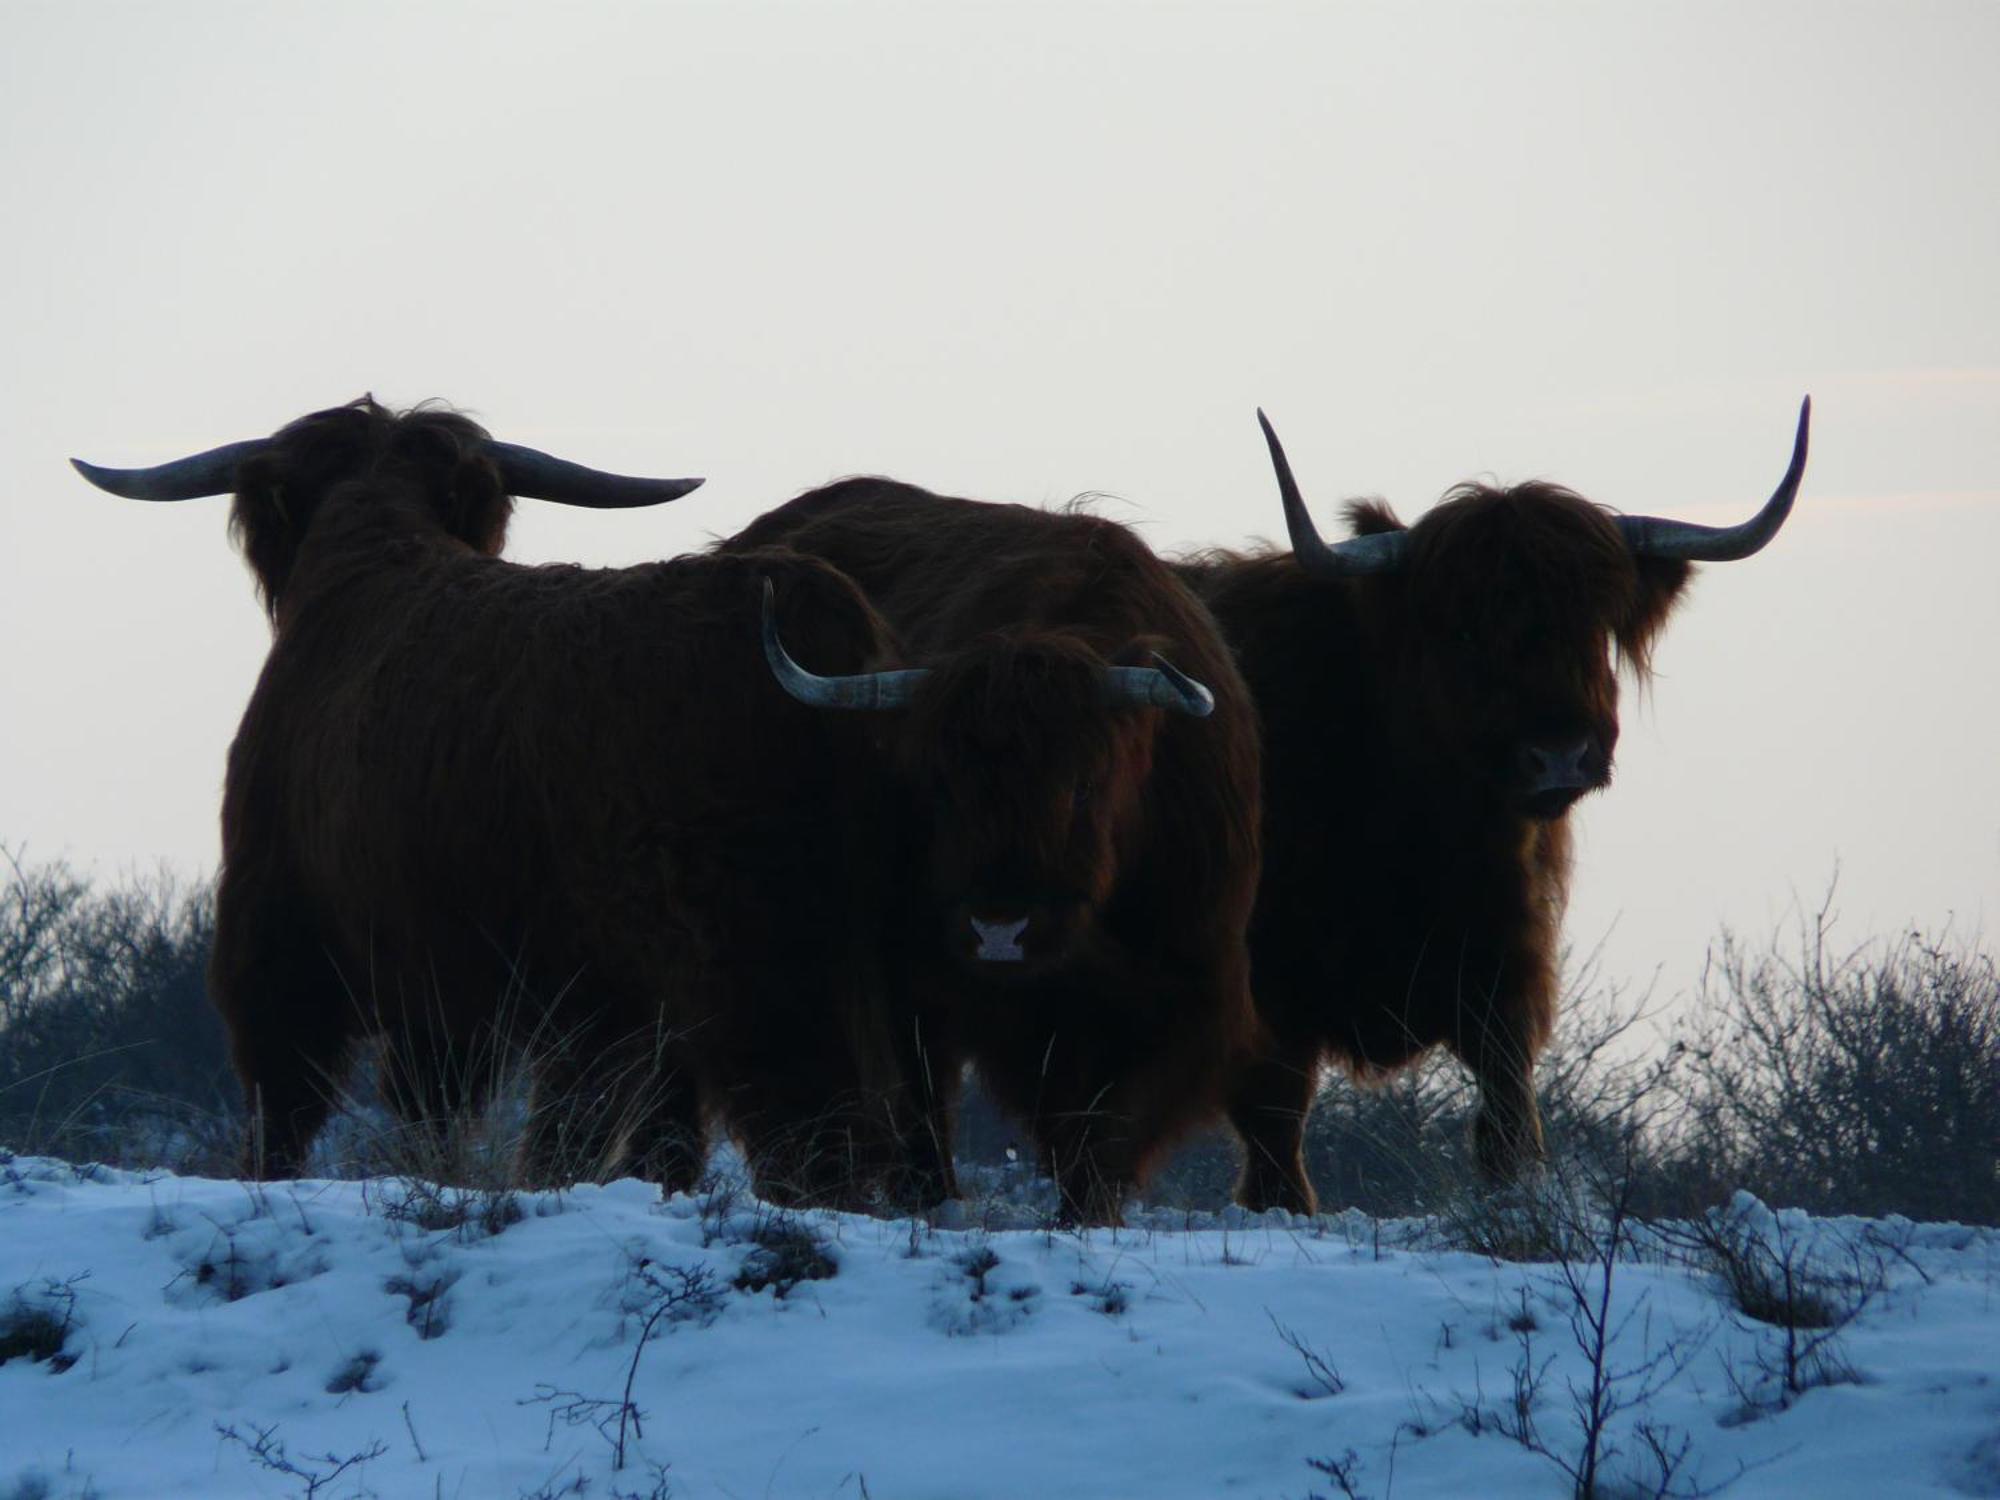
[728, 480, 1263, 1224]
[230, 397, 513, 616]
[211, 400, 927, 1205]
[1180, 481, 1691, 1214]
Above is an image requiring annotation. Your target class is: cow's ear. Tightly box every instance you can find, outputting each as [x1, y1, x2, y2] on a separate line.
[1617, 555, 1692, 675]
[1343, 498, 1405, 537]
[229, 449, 301, 622]
[443, 452, 513, 559]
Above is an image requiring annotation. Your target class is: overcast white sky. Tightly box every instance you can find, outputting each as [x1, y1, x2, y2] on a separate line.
[4, 1, 1996, 1015]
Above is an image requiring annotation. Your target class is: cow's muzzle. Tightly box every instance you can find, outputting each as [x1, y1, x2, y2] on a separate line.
[949, 897, 1087, 973]
[1517, 736, 1608, 818]
[969, 916, 1031, 963]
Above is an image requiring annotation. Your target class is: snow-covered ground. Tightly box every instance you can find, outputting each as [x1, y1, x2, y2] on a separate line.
[2, 1154, 1996, 1500]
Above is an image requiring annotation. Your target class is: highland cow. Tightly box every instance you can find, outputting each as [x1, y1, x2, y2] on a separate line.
[1177, 402, 1812, 1213]
[728, 481, 1263, 1223]
[74, 399, 936, 1205]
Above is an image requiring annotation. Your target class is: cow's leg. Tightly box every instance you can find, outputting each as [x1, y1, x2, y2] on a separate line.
[209, 871, 356, 1180]
[732, 1077, 885, 1212]
[885, 1003, 963, 1209]
[1018, 1039, 1137, 1227]
[1453, 1012, 1547, 1184]
[519, 1004, 698, 1188]
[725, 1013, 929, 1212]
[694, 951, 960, 1212]
[1046, 959, 1267, 1222]
[1040, 1098, 1135, 1228]
[374, 1011, 502, 1177]
[616, 1068, 710, 1198]
[1228, 1039, 1324, 1216]
[1013, 994, 1203, 1226]
[377, 1028, 460, 1128]
[517, 1039, 614, 1187]
[372, 964, 472, 1155]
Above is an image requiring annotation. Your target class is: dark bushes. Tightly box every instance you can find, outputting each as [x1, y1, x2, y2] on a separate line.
[0, 848, 232, 1165]
[5, 849, 1994, 1225]
[1149, 907, 1999, 1227]
[1664, 907, 1998, 1224]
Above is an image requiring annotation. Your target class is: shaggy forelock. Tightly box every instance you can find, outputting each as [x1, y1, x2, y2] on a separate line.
[905, 632, 1117, 759]
[1408, 481, 1658, 668]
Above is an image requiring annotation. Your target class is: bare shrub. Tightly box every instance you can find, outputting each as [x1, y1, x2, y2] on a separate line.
[731, 1216, 837, 1298]
[1525, 1165, 1715, 1500]
[1664, 899, 1999, 1225]
[1300, 1448, 1373, 1500]
[0, 1275, 85, 1373]
[1270, 1311, 1346, 1398]
[1413, 1151, 1734, 1500]
[1297, 906, 1998, 1230]
[0, 850, 232, 1167]
[213, 1422, 387, 1499]
[1656, 1193, 1898, 1415]
[525, 1256, 721, 1474]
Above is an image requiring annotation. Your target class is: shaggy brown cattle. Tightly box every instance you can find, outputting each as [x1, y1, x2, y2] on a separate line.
[74, 399, 932, 1204]
[727, 482, 1263, 1223]
[1178, 402, 1812, 1214]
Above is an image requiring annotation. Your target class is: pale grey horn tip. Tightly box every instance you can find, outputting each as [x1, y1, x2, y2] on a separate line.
[1180, 687, 1217, 719]
[1152, 653, 1216, 717]
[758, 576, 782, 646]
[1107, 654, 1217, 717]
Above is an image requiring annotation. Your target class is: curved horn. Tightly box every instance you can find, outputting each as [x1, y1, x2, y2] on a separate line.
[484, 441, 704, 509]
[69, 439, 270, 501]
[1617, 397, 1811, 561]
[73, 435, 702, 510]
[1259, 409, 1408, 576]
[1103, 653, 1216, 717]
[761, 579, 929, 711]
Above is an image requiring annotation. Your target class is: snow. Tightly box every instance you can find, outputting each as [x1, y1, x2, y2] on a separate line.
[2, 1154, 1996, 1500]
